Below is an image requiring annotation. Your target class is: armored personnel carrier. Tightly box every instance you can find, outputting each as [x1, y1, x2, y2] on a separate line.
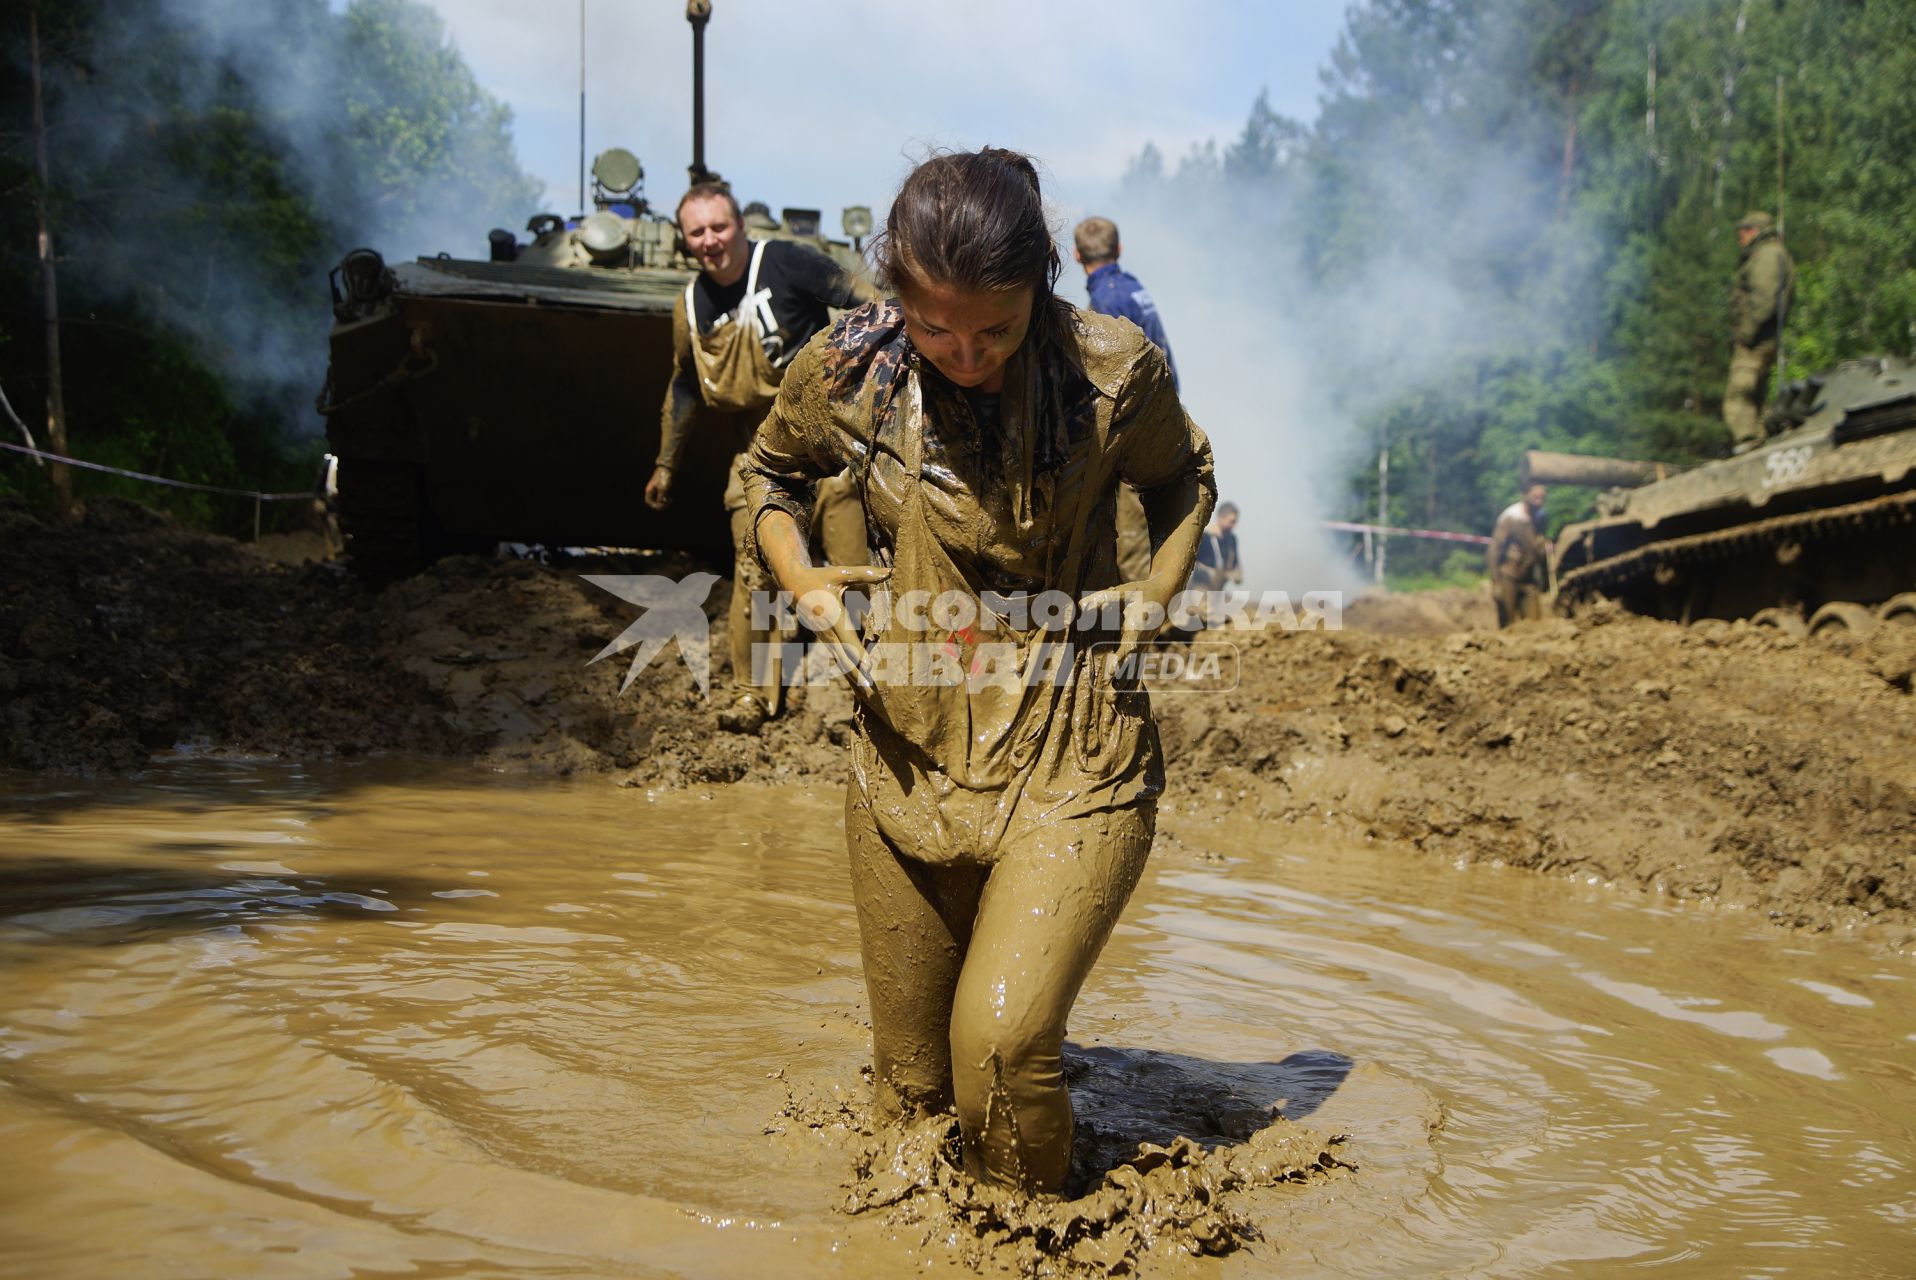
[317, 1, 872, 582]
[1537, 355, 1916, 636]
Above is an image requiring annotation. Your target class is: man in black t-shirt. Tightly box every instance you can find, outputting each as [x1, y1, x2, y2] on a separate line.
[645, 182, 875, 732]
[646, 184, 870, 505]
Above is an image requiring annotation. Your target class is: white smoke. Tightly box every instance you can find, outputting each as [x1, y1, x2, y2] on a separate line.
[1054, 63, 1596, 595]
[50, 0, 541, 435]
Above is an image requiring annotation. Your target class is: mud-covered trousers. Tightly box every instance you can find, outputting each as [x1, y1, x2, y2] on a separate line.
[1493, 574, 1542, 628]
[846, 788, 1154, 1194]
[1722, 339, 1778, 450]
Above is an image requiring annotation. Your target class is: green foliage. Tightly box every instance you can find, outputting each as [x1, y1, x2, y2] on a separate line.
[338, 0, 541, 238]
[1124, 0, 1916, 569]
[0, 0, 540, 532]
[1222, 89, 1307, 187]
[1387, 548, 1486, 594]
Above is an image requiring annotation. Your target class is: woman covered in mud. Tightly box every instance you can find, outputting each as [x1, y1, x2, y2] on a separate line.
[741, 148, 1214, 1195]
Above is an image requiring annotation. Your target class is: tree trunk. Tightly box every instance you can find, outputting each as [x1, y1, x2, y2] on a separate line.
[1713, 0, 1751, 214]
[1558, 72, 1580, 217]
[1645, 40, 1657, 161]
[1426, 436, 1437, 527]
[29, 7, 74, 514]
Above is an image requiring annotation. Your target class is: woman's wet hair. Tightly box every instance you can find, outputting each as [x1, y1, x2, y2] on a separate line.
[874, 147, 1072, 350]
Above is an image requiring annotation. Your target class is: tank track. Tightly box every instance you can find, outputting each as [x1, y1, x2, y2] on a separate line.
[1556, 488, 1916, 607]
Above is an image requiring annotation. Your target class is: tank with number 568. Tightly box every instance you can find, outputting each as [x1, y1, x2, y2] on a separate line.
[1525, 356, 1916, 638]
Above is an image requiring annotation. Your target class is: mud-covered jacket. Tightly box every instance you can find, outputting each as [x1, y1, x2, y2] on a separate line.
[1487, 501, 1547, 587]
[741, 301, 1212, 596]
[1731, 230, 1795, 348]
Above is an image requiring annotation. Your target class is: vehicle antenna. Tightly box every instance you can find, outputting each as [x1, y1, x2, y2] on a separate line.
[578, 0, 587, 215]
[687, 1, 714, 185]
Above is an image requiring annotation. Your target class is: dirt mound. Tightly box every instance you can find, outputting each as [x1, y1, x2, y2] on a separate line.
[241, 530, 336, 566]
[0, 497, 470, 770]
[1340, 584, 1496, 634]
[0, 497, 849, 782]
[1154, 604, 1916, 939]
[5, 498, 1912, 940]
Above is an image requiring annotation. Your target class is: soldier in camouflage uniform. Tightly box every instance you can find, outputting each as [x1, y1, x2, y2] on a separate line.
[1723, 211, 1796, 454]
[1488, 483, 1548, 627]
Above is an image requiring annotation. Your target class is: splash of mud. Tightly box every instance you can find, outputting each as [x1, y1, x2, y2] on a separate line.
[775, 1054, 1348, 1277]
[846, 1118, 1345, 1275]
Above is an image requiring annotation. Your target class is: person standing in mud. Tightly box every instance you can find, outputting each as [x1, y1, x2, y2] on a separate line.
[1075, 216, 1179, 584]
[1188, 501, 1242, 593]
[1723, 211, 1795, 455]
[644, 182, 876, 733]
[742, 149, 1215, 1196]
[1488, 483, 1549, 627]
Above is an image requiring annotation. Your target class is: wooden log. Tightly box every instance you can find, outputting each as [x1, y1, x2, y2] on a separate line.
[1521, 450, 1669, 490]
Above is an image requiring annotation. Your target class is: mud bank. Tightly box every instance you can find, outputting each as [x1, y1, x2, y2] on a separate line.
[4, 497, 1913, 940]
[1156, 611, 1916, 941]
[0, 497, 834, 784]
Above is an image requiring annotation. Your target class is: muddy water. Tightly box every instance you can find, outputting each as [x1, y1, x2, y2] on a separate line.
[0, 760, 1911, 1277]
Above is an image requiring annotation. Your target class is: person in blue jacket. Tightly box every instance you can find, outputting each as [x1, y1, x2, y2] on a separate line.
[1074, 216, 1178, 390]
[1075, 216, 1180, 579]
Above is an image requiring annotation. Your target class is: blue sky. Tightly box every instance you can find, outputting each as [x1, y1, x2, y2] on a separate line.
[425, 1, 1353, 234]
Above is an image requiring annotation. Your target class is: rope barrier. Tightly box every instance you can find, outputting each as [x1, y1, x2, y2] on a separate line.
[0, 439, 311, 500]
[0, 381, 38, 459]
[1320, 519, 1493, 546]
[0, 439, 316, 540]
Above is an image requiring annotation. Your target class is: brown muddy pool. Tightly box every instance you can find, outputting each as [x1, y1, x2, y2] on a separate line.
[0, 759, 1911, 1277]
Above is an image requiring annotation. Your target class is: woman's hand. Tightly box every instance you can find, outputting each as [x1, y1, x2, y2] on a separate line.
[783, 562, 893, 633]
[1076, 577, 1175, 664]
[757, 508, 890, 690]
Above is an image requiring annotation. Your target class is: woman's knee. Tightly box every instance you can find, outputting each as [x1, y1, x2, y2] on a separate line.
[948, 1014, 1065, 1124]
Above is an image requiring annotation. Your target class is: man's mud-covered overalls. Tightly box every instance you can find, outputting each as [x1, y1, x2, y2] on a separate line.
[664, 240, 869, 714]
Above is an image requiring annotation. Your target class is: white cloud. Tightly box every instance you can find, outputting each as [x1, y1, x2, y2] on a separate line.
[425, 0, 1345, 226]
